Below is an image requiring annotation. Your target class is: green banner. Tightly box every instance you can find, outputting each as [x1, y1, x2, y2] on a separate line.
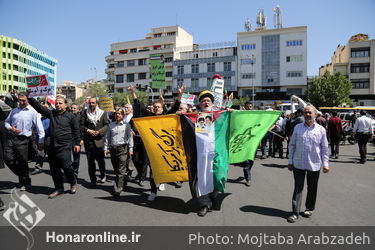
[150, 54, 166, 89]
[229, 110, 281, 163]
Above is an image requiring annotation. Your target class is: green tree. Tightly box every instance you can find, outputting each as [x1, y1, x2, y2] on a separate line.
[75, 96, 86, 105]
[307, 71, 353, 107]
[232, 96, 251, 107]
[113, 90, 149, 106]
[89, 82, 108, 98]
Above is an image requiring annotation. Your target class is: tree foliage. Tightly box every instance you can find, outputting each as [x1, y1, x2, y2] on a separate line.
[89, 82, 108, 98]
[307, 71, 352, 107]
[113, 90, 149, 106]
[232, 96, 251, 107]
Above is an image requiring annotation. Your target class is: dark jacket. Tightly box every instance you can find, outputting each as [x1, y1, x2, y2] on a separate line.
[28, 97, 80, 149]
[80, 109, 109, 148]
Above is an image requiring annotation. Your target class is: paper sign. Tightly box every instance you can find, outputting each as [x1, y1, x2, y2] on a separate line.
[181, 93, 196, 105]
[211, 78, 225, 108]
[99, 96, 114, 111]
[26, 75, 53, 97]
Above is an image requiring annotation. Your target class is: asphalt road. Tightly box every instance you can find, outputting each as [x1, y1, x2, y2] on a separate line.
[1, 142, 374, 226]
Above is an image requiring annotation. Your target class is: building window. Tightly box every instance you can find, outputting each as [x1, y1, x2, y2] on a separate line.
[351, 63, 369, 73]
[166, 32, 176, 36]
[127, 60, 135, 67]
[224, 76, 232, 85]
[207, 63, 215, 72]
[286, 71, 303, 77]
[164, 57, 173, 63]
[194, 54, 199, 59]
[241, 44, 256, 50]
[177, 78, 184, 86]
[138, 73, 146, 80]
[241, 59, 255, 65]
[351, 47, 370, 58]
[115, 75, 124, 83]
[166, 72, 172, 77]
[116, 61, 124, 68]
[127, 74, 135, 82]
[212, 52, 218, 57]
[207, 78, 212, 85]
[138, 58, 147, 65]
[286, 55, 303, 62]
[154, 33, 162, 38]
[286, 40, 303, 47]
[177, 65, 184, 74]
[286, 88, 302, 95]
[241, 73, 256, 79]
[224, 62, 231, 71]
[191, 78, 199, 88]
[191, 64, 199, 73]
[130, 48, 137, 53]
[351, 79, 370, 89]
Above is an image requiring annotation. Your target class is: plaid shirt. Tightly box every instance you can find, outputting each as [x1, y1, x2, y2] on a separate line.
[288, 122, 329, 171]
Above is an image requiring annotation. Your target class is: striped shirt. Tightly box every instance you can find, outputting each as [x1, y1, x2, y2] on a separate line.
[288, 122, 329, 171]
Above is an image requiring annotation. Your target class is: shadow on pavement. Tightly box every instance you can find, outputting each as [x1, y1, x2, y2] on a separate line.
[261, 163, 287, 169]
[240, 205, 290, 219]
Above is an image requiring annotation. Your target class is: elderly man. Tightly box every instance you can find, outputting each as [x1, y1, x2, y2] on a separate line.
[287, 105, 329, 223]
[80, 97, 109, 186]
[28, 94, 80, 198]
[4, 93, 45, 191]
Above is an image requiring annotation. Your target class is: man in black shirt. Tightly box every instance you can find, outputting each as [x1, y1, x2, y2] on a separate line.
[28, 94, 80, 198]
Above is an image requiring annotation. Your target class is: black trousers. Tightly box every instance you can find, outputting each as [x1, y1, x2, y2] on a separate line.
[292, 167, 320, 216]
[48, 146, 76, 190]
[240, 160, 254, 181]
[4, 135, 30, 185]
[109, 146, 128, 193]
[272, 133, 284, 157]
[132, 138, 148, 181]
[330, 134, 340, 156]
[72, 149, 81, 178]
[85, 146, 106, 183]
[356, 133, 370, 162]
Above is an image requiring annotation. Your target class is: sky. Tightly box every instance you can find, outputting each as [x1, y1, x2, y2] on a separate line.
[1, 0, 374, 85]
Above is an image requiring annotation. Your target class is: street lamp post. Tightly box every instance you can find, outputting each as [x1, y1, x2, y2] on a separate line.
[250, 54, 255, 106]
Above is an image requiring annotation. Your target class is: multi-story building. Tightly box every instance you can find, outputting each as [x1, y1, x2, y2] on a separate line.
[173, 44, 237, 94]
[105, 26, 193, 100]
[56, 81, 84, 102]
[319, 34, 375, 106]
[237, 26, 307, 106]
[0, 35, 58, 95]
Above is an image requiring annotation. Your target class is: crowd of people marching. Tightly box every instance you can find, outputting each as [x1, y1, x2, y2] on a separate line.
[0, 82, 373, 220]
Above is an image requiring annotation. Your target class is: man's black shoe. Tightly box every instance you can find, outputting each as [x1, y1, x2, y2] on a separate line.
[31, 168, 42, 175]
[0, 198, 5, 211]
[197, 206, 209, 217]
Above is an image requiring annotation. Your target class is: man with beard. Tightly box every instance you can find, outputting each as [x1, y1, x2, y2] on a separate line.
[27, 93, 80, 198]
[80, 98, 109, 186]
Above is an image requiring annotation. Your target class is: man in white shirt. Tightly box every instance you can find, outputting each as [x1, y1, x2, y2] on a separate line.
[352, 110, 373, 163]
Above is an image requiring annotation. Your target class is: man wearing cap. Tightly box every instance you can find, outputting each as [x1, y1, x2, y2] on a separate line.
[194, 89, 221, 217]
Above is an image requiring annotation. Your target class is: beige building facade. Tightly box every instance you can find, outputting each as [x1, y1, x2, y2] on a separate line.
[56, 81, 83, 102]
[320, 34, 375, 106]
[105, 26, 193, 100]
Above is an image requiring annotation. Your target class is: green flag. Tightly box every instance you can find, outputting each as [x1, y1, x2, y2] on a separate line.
[229, 110, 281, 163]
